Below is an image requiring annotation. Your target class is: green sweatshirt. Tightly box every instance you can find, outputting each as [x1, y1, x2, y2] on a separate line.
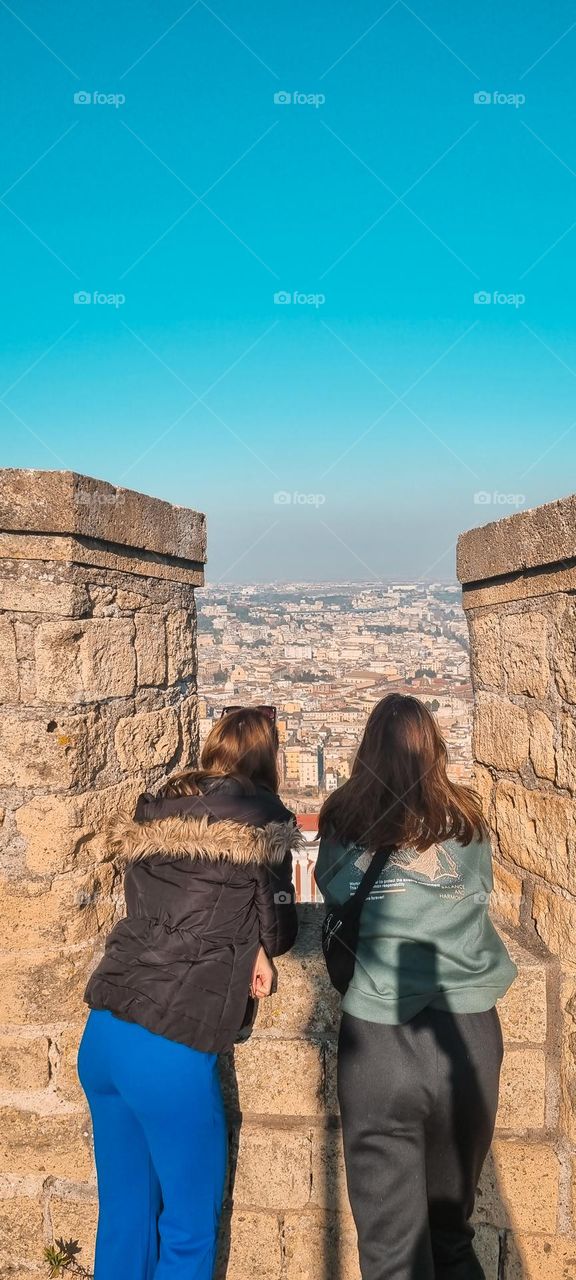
[315, 834, 517, 1024]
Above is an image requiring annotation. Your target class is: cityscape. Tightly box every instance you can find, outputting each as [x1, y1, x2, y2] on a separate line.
[197, 582, 473, 902]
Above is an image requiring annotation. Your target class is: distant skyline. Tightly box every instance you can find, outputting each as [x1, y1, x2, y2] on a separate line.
[1, 2, 575, 580]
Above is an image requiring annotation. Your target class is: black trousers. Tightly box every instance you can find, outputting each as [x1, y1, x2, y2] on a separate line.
[337, 1006, 503, 1280]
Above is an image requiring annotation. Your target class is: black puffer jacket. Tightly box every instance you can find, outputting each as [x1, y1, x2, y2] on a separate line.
[84, 777, 299, 1053]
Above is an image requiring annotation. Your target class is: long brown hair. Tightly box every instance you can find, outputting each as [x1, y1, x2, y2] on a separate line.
[319, 692, 486, 852]
[160, 707, 280, 798]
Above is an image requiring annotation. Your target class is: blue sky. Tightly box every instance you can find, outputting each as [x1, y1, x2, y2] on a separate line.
[1, 0, 575, 581]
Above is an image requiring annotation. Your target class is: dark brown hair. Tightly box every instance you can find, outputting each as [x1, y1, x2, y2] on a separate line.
[318, 692, 487, 852]
[159, 707, 280, 799]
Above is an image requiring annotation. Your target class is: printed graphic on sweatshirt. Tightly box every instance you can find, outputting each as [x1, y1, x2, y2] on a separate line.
[351, 843, 464, 899]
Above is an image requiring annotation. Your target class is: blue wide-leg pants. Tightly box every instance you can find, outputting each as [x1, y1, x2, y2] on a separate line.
[78, 1010, 227, 1280]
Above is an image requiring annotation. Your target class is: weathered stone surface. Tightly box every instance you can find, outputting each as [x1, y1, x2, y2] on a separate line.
[471, 764, 494, 827]
[0, 1108, 92, 1179]
[557, 713, 576, 791]
[0, 616, 19, 703]
[496, 1049, 546, 1131]
[0, 710, 107, 790]
[560, 974, 576, 1144]
[553, 597, 576, 703]
[457, 492, 576, 583]
[473, 694, 529, 771]
[231, 1039, 324, 1116]
[0, 470, 206, 566]
[471, 1224, 500, 1280]
[34, 618, 137, 702]
[476, 1141, 559, 1232]
[529, 708, 556, 781]
[467, 612, 502, 688]
[532, 886, 576, 968]
[283, 1212, 361, 1280]
[257, 908, 340, 1036]
[0, 1196, 44, 1267]
[48, 1192, 98, 1261]
[310, 1126, 350, 1215]
[495, 780, 575, 893]
[15, 777, 144, 874]
[215, 1211, 281, 1280]
[492, 860, 524, 927]
[0, 949, 95, 1024]
[166, 609, 197, 683]
[497, 954, 547, 1044]
[52, 1027, 85, 1104]
[0, 577, 89, 617]
[233, 1126, 311, 1210]
[115, 706, 180, 773]
[505, 1235, 576, 1279]
[0, 1035, 50, 1090]
[134, 614, 167, 686]
[500, 612, 549, 698]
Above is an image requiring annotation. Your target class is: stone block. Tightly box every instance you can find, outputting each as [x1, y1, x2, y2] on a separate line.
[115, 705, 180, 773]
[504, 1234, 576, 1279]
[0, 709, 107, 790]
[0, 948, 95, 1024]
[475, 1141, 559, 1233]
[498, 957, 547, 1044]
[560, 974, 576, 1144]
[467, 612, 502, 688]
[48, 1193, 98, 1263]
[230, 1039, 325, 1117]
[257, 912, 340, 1037]
[134, 615, 167, 686]
[554, 598, 576, 703]
[15, 777, 144, 874]
[215, 1211, 282, 1280]
[495, 780, 575, 894]
[0, 616, 19, 703]
[283, 1211, 361, 1280]
[0, 1108, 93, 1179]
[532, 886, 576, 968]
[496, 1049, 546, 1131]
[0, 1035, 50, 1090]
[492, 861, 524, 927]
[472, 1224, 500, 1280]
[35, 618, 136, 702]
[0, 1195, 44, 1267]
[0, 578, 88, 617]
[501, 612, 549, 698]
[310, 1126, 350, 1216]
[0, 863, 118, 950]
[557, 713, 576, 792]
[166, 609, 197, 684]
[233, 1126, 311, 1210]
[473, 694, 529, 770]
[52, 1027, 87, 1104]
[529, 708, 556, 781]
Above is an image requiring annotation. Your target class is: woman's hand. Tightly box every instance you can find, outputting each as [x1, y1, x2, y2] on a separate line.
[250, 945, 276, 999]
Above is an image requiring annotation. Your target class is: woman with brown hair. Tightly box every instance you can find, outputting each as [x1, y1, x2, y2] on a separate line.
[78, 707, 298, 1280]
[315, 693, 516, 1280]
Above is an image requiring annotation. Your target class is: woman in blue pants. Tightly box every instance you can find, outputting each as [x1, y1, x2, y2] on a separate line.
[78, 707, 299, 1280]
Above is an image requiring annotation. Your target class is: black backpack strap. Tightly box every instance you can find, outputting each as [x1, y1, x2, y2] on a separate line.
[342, 845, 395, 919]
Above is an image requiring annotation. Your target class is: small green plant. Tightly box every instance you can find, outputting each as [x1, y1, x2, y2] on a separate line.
[44, 1239, 93, 1278]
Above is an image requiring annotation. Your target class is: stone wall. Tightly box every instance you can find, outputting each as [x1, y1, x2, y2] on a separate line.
[0, 469, 206, 1278]
[457, 492, 576, 1277]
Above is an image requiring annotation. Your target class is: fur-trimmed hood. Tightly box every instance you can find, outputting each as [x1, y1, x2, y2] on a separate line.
[106, 811, 302, 866]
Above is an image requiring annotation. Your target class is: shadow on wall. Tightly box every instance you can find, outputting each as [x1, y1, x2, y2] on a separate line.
[214, 908, 523, 1280]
